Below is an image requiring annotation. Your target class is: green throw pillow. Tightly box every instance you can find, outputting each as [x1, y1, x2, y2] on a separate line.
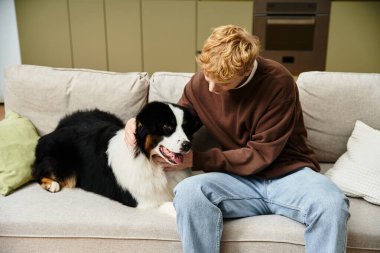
[0, 111, 40, 196]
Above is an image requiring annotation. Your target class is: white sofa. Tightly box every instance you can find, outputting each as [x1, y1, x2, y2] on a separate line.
[1, 65, 379, 253]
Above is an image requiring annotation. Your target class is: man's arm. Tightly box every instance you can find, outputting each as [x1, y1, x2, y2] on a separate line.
[192, 97, 298, 175]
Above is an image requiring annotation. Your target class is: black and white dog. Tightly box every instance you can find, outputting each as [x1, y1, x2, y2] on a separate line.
[33, 102, 197, 209]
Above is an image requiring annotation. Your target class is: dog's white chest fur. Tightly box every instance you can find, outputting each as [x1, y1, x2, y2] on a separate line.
[107, 130, 190, 209]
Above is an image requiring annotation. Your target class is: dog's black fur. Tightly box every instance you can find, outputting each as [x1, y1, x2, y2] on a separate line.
[32, 102, 198, 208]
[33, 109, 138, 206]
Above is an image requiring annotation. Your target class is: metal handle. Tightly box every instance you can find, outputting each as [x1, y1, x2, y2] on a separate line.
[267, 18, 315, 25]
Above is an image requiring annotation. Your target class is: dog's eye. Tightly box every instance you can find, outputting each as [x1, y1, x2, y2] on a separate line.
[163, 124, 174, 132]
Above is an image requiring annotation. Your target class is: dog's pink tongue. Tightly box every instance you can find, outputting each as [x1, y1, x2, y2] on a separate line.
[174, 154, 184, 164]
[163, 147, 184, 164]
[168, 151, 183, 164]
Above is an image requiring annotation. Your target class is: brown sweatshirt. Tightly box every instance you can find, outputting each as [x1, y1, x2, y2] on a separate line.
[178, 56, 320, 179]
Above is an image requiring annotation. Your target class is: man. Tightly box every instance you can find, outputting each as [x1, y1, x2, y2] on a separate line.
[125, 25, 349, 253]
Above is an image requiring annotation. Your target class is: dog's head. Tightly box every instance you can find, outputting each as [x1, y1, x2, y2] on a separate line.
[134, 101, 198, 165]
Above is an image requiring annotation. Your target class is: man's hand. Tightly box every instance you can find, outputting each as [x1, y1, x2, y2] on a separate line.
[153, 151, 193, 172]
[124, 118, 137, 148]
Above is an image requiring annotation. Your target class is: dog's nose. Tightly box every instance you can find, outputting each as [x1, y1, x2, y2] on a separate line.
[181, 141, 192, 152]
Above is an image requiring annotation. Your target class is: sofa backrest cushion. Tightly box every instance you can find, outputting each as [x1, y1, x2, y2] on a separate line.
[4, 65, 149, 136]
[297, 71, 380, 163]
[148, 72, 194, 103]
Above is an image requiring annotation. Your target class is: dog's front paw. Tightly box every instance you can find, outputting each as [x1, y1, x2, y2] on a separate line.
[158, 202, 176, 218]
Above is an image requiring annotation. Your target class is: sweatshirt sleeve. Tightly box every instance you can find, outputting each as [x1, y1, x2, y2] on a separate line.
[178, 73, 198, 108]
[178, 74, 203, 132]
[192, 93, 298, 176]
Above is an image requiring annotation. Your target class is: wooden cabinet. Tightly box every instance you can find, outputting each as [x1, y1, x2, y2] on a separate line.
[14, 0, 380, 74]
[69, 0, 108, 70]
[105, 0, 142, 72]
[15, 0, 253, 73]
[15, 0, 72, 68]
[326, 1, 380, 73]
[142, 0, 196, 74]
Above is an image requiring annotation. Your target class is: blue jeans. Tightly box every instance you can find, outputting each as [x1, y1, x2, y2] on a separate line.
[173, 167, 350, 253]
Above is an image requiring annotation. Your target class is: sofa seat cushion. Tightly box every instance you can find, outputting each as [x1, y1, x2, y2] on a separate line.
[4, 65, 149, 136]
[319, 162, 334, 174]
[1, 183, 379, 252]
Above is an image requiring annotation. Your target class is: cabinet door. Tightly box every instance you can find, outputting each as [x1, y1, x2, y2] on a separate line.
[142, 0, 196, 74]
[326, 1, 380, 73]
[105, 0, 142, 72]
[197, 1, 253, 52]
[15, 0, 72, 67]
[69, 0, 107, 70]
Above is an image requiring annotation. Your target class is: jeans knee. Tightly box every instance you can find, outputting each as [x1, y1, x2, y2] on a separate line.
[173, 173, 222, 211]
[173, 176, 203, 208]
[317, 191, 350, 222]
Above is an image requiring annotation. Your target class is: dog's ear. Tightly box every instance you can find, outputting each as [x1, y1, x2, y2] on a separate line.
[135, 102, 163, 134]
[182, 107, 202, 138]
[134, 102, 163, 158]
[134, 119, 162, 159]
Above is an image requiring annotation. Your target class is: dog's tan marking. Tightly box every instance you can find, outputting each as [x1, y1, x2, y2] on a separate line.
[40, 177, 61, 193]
[145, 134, 158, 156]
[61, 175, 77, 188]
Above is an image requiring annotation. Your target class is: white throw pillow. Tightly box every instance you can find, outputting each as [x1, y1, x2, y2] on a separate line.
[326, 120, 380, 205]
